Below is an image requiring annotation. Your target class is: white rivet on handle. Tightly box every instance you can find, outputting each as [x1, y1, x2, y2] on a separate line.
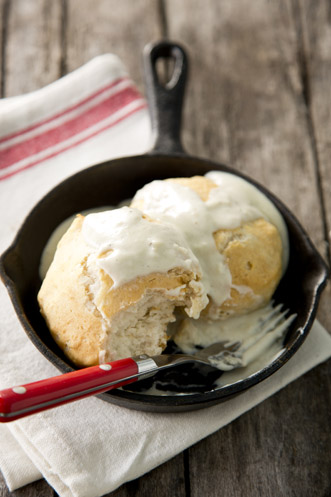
[12, 386, 27, 394]
[99, 364, 112, 371]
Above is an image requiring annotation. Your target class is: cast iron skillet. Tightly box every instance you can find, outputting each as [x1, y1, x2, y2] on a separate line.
[0, 41, 329, 412]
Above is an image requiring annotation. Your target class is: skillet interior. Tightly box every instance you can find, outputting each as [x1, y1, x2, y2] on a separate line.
[0, 152, 328, 412]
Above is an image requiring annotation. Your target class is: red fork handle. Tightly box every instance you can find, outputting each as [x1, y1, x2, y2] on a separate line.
[0, 358, 142, 422]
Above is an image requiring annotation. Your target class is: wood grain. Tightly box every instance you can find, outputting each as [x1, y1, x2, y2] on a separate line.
[0, 0, 8, 97]
[65, 0, 163, 93]
[298, 0, 331, 247]
[3, 0, 63, 97]
[297, 0, 331, 326]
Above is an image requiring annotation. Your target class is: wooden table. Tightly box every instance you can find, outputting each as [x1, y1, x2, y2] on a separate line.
[0, 1, 330, 496]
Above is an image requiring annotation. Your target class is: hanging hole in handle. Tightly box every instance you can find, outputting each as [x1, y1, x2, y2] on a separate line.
[155, 57, 175, 87]
[154, 49, 184, 90]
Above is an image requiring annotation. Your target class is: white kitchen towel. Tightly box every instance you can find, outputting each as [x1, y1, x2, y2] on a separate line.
[0, 55, 330, 497]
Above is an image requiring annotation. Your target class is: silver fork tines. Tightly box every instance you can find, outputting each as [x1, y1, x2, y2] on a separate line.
[193, 304, 296, 371]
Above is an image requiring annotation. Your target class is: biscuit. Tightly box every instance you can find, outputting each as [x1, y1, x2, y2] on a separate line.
[38, 214, 207, 366]
[132, 175, 283, 318]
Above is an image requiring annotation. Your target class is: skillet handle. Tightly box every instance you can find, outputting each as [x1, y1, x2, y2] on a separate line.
[143, 40, 188, 154]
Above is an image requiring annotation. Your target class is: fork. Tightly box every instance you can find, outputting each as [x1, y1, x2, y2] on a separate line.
[0, 304, 295, 422]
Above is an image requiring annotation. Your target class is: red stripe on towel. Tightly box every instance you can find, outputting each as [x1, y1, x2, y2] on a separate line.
[0, 85, 143, 172]
[0, 78, 127, 145]
[0, 102, 146, 181]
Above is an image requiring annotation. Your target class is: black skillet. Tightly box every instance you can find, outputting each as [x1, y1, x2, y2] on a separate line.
[0, 41, 328, 412]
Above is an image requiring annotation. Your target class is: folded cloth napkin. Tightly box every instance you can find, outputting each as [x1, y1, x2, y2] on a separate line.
[0, 55, 330, 497]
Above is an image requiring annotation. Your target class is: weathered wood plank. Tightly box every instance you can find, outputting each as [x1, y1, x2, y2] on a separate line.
[298, 0, 331, 240]
[164, 0, 331, 496]
[0, 0, 7, 97]
[65, 0, 163, 92]
[3, 0, 63, 97]
[297, 0, 331, 324]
